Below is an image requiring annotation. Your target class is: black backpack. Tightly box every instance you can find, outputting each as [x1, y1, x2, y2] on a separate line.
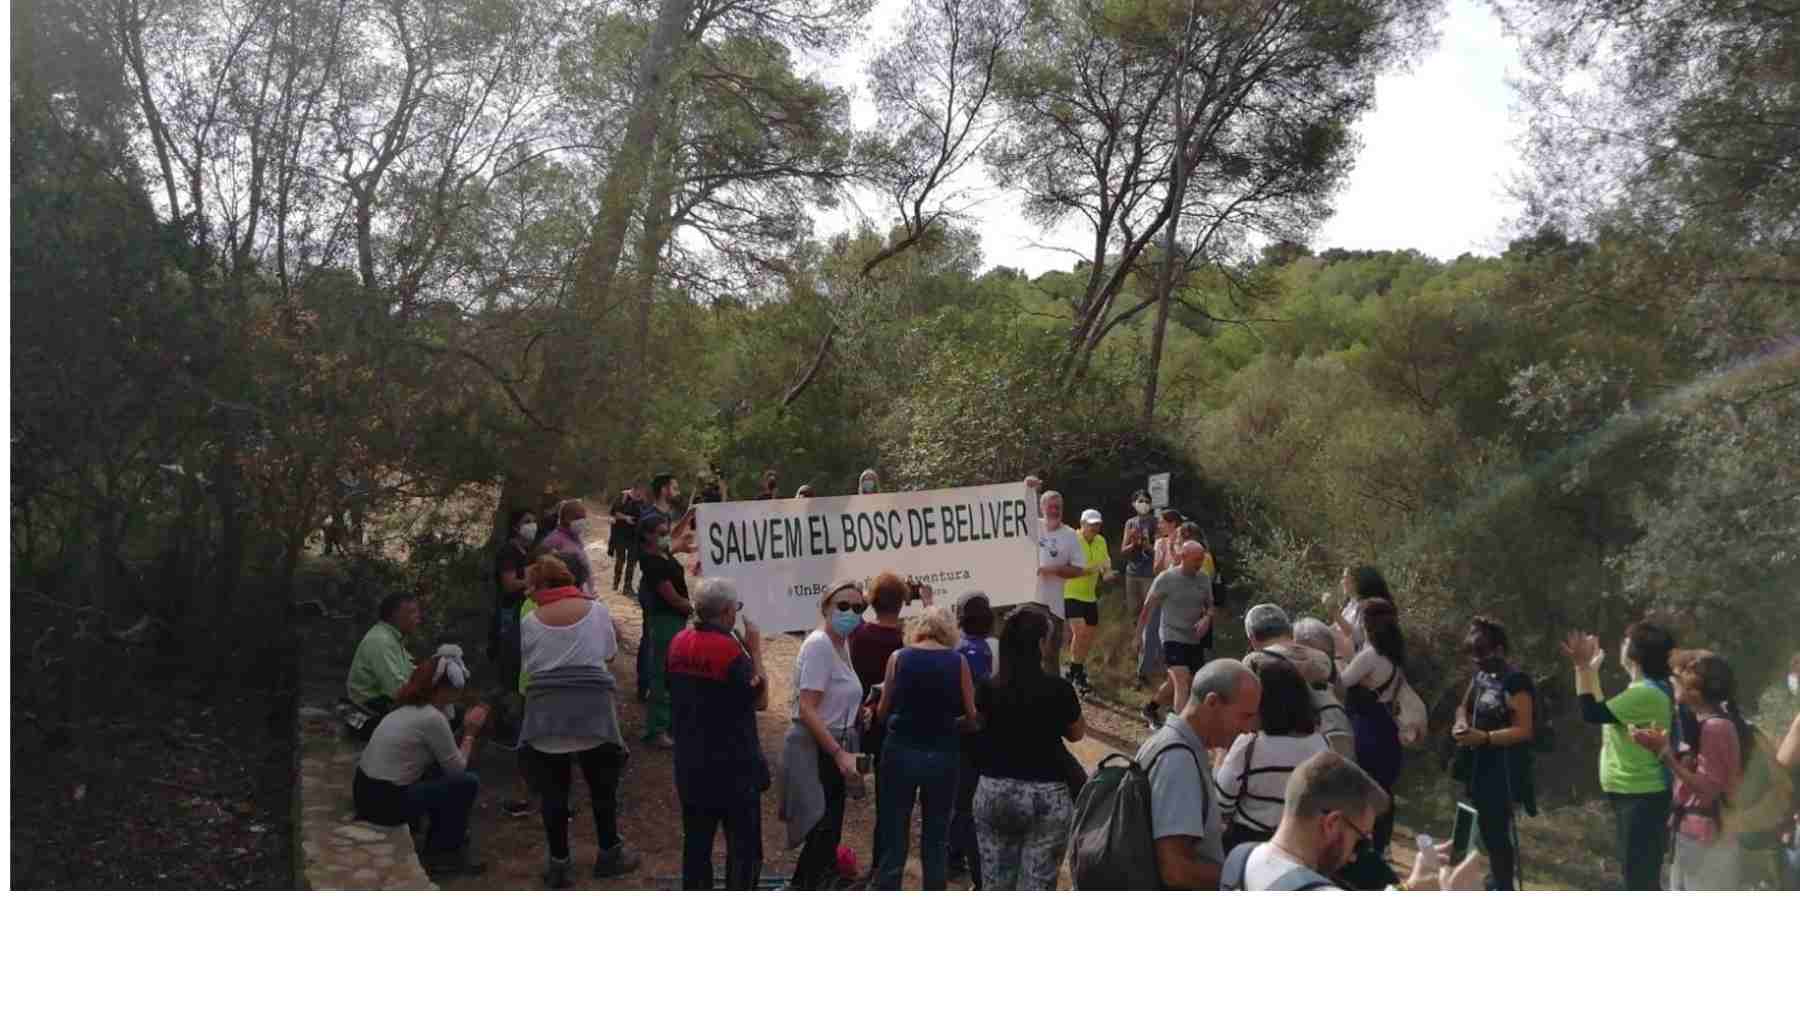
[1220, 841, 1335, 891]
[1068, 742, 1206, 891]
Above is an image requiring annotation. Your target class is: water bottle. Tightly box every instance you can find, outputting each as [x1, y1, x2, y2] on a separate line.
[1416, 834, 1438, 874]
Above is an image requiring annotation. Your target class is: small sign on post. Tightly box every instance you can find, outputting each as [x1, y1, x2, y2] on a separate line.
[1147, 472, 1171, 509]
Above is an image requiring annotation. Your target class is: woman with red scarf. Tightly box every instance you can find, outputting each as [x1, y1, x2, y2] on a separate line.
[519, 556, 641, 888]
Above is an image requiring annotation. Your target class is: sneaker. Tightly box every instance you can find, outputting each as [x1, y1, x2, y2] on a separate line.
[1141, 701, 1161, 732]
[543, 856, 573, 890]
[645, 732, 675, 749]
[502, 798, 532, 818]
[593, 842, 642, 879]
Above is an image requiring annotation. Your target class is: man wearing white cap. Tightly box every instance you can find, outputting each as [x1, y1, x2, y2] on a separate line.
[1032, 490, 1089, 684]
[1061, 508, 1112, 694]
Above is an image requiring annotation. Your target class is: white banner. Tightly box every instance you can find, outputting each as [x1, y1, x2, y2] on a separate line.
[695, 482, 1040, 632]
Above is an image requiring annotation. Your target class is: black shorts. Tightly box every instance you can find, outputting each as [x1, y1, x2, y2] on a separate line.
[1063, 599, 1100, 625]
[1163, 640, 1207, 670]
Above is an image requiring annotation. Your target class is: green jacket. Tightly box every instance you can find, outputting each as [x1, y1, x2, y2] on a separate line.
[347, 621, 413, 707]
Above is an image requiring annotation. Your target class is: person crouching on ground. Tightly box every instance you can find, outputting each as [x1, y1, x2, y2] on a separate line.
[353, 646, 490, 880]
[778, 579, 870, 889]
[1221, 751, 1485, 891]
[668, 578, 771, 890]
[518, 556, 640, 888]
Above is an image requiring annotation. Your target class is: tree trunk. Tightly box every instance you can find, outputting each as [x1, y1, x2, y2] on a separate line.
[506, 0, 697, 517]
[1144, 69, 1187, 429]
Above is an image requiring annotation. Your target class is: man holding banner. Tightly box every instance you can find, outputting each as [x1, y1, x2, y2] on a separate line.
[1033, 491, 1090, 692]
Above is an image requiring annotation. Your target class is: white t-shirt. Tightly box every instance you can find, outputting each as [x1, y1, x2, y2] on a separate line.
[1340, 644, 1403, 703]
[1215, 731, 1334, 835]
[521, 600, 618, 674]
[1239, 842, 1343, 891]
[1036, 523, 1085, 617]
[792, 629, 863, 736]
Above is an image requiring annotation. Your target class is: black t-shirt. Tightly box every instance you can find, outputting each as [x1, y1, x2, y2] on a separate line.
[495, 540, 528, 609]
[608, 494, 637, 542]
[972, 677, 1082, 782]
[637, 553, 689, 617]
[1470, 666, 1533, 733]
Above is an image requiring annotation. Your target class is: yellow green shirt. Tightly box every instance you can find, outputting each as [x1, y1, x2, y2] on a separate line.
[1064, 533, 1111, 603]
[1599, 681, 1674, 795]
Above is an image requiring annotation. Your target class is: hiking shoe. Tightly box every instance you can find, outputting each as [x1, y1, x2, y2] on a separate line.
[645, 732, 675, 749]
[544, 856, 573, 890]
[502, 798, 532, 818]
[1142, 701, 1161, 732]
[593, 842, 642, 879]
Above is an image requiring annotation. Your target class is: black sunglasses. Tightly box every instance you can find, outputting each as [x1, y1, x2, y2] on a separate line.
[833, 600, 865, 612]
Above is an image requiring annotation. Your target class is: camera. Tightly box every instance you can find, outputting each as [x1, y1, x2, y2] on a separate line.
[906, 579, 924, 603]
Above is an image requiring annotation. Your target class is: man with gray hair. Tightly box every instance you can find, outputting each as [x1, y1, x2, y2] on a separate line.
[1132, 659, 1262, 889]
[666, 577, 770, 890]
[1032, 489, 1092, 690]
[1243, 603, 1354, 759]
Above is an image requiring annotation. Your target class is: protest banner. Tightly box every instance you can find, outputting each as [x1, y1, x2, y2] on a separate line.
[694, 482, 1039, 632]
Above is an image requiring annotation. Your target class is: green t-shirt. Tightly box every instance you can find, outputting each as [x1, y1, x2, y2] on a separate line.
[1064, 533, 1110, 603]
[346, 621, 412, 708]
[1598, 681, 1674, 795]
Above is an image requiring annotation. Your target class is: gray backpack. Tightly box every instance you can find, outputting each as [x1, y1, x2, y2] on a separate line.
[1220, 841, 1335, 891]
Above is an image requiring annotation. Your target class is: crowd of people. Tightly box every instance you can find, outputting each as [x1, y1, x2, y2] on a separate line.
[336, 474, 1800, 891]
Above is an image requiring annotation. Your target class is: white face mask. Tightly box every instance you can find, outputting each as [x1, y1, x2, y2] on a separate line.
[518, 522, 537, 541]
[1134, 502, 1151, 516]
[569, 517, 589, 536]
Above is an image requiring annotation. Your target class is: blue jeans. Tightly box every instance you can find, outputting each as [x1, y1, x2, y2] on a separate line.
[875, 739, 958, 890]
[404, 770, 480, 854]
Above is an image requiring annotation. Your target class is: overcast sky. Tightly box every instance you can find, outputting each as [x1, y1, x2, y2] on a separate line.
[814, 0, 1528, 276]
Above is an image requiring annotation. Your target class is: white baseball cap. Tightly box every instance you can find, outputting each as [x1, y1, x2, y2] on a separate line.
[1080, 509, 1103, 525]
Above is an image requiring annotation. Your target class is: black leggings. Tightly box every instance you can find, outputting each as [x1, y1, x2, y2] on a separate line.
[793, 748, 848, 889]
[525, 744, 627, 860]
[1468, 755, 1518, 891]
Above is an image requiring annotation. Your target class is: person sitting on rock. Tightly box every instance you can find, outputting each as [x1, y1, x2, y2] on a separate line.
[346, 591, 422, 720]
[352, 645, 490, 880]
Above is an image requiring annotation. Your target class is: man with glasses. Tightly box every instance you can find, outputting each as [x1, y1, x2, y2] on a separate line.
[1222, 751, 1485, 891]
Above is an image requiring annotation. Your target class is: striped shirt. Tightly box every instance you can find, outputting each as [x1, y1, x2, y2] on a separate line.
[1215, 731, 1334, 836]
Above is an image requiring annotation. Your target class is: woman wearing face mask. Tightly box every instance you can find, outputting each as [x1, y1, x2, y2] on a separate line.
[539, 499, 596, 596]
[778, 580, 871, 889]
[636, 516, 691, 750]
[354, 647, 491, 880]
[858, 469, 881, 495]
[1629, 650, 1750, 891]
[1563, 620, 1677, 890]
[1450, 616, 1537, 890]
